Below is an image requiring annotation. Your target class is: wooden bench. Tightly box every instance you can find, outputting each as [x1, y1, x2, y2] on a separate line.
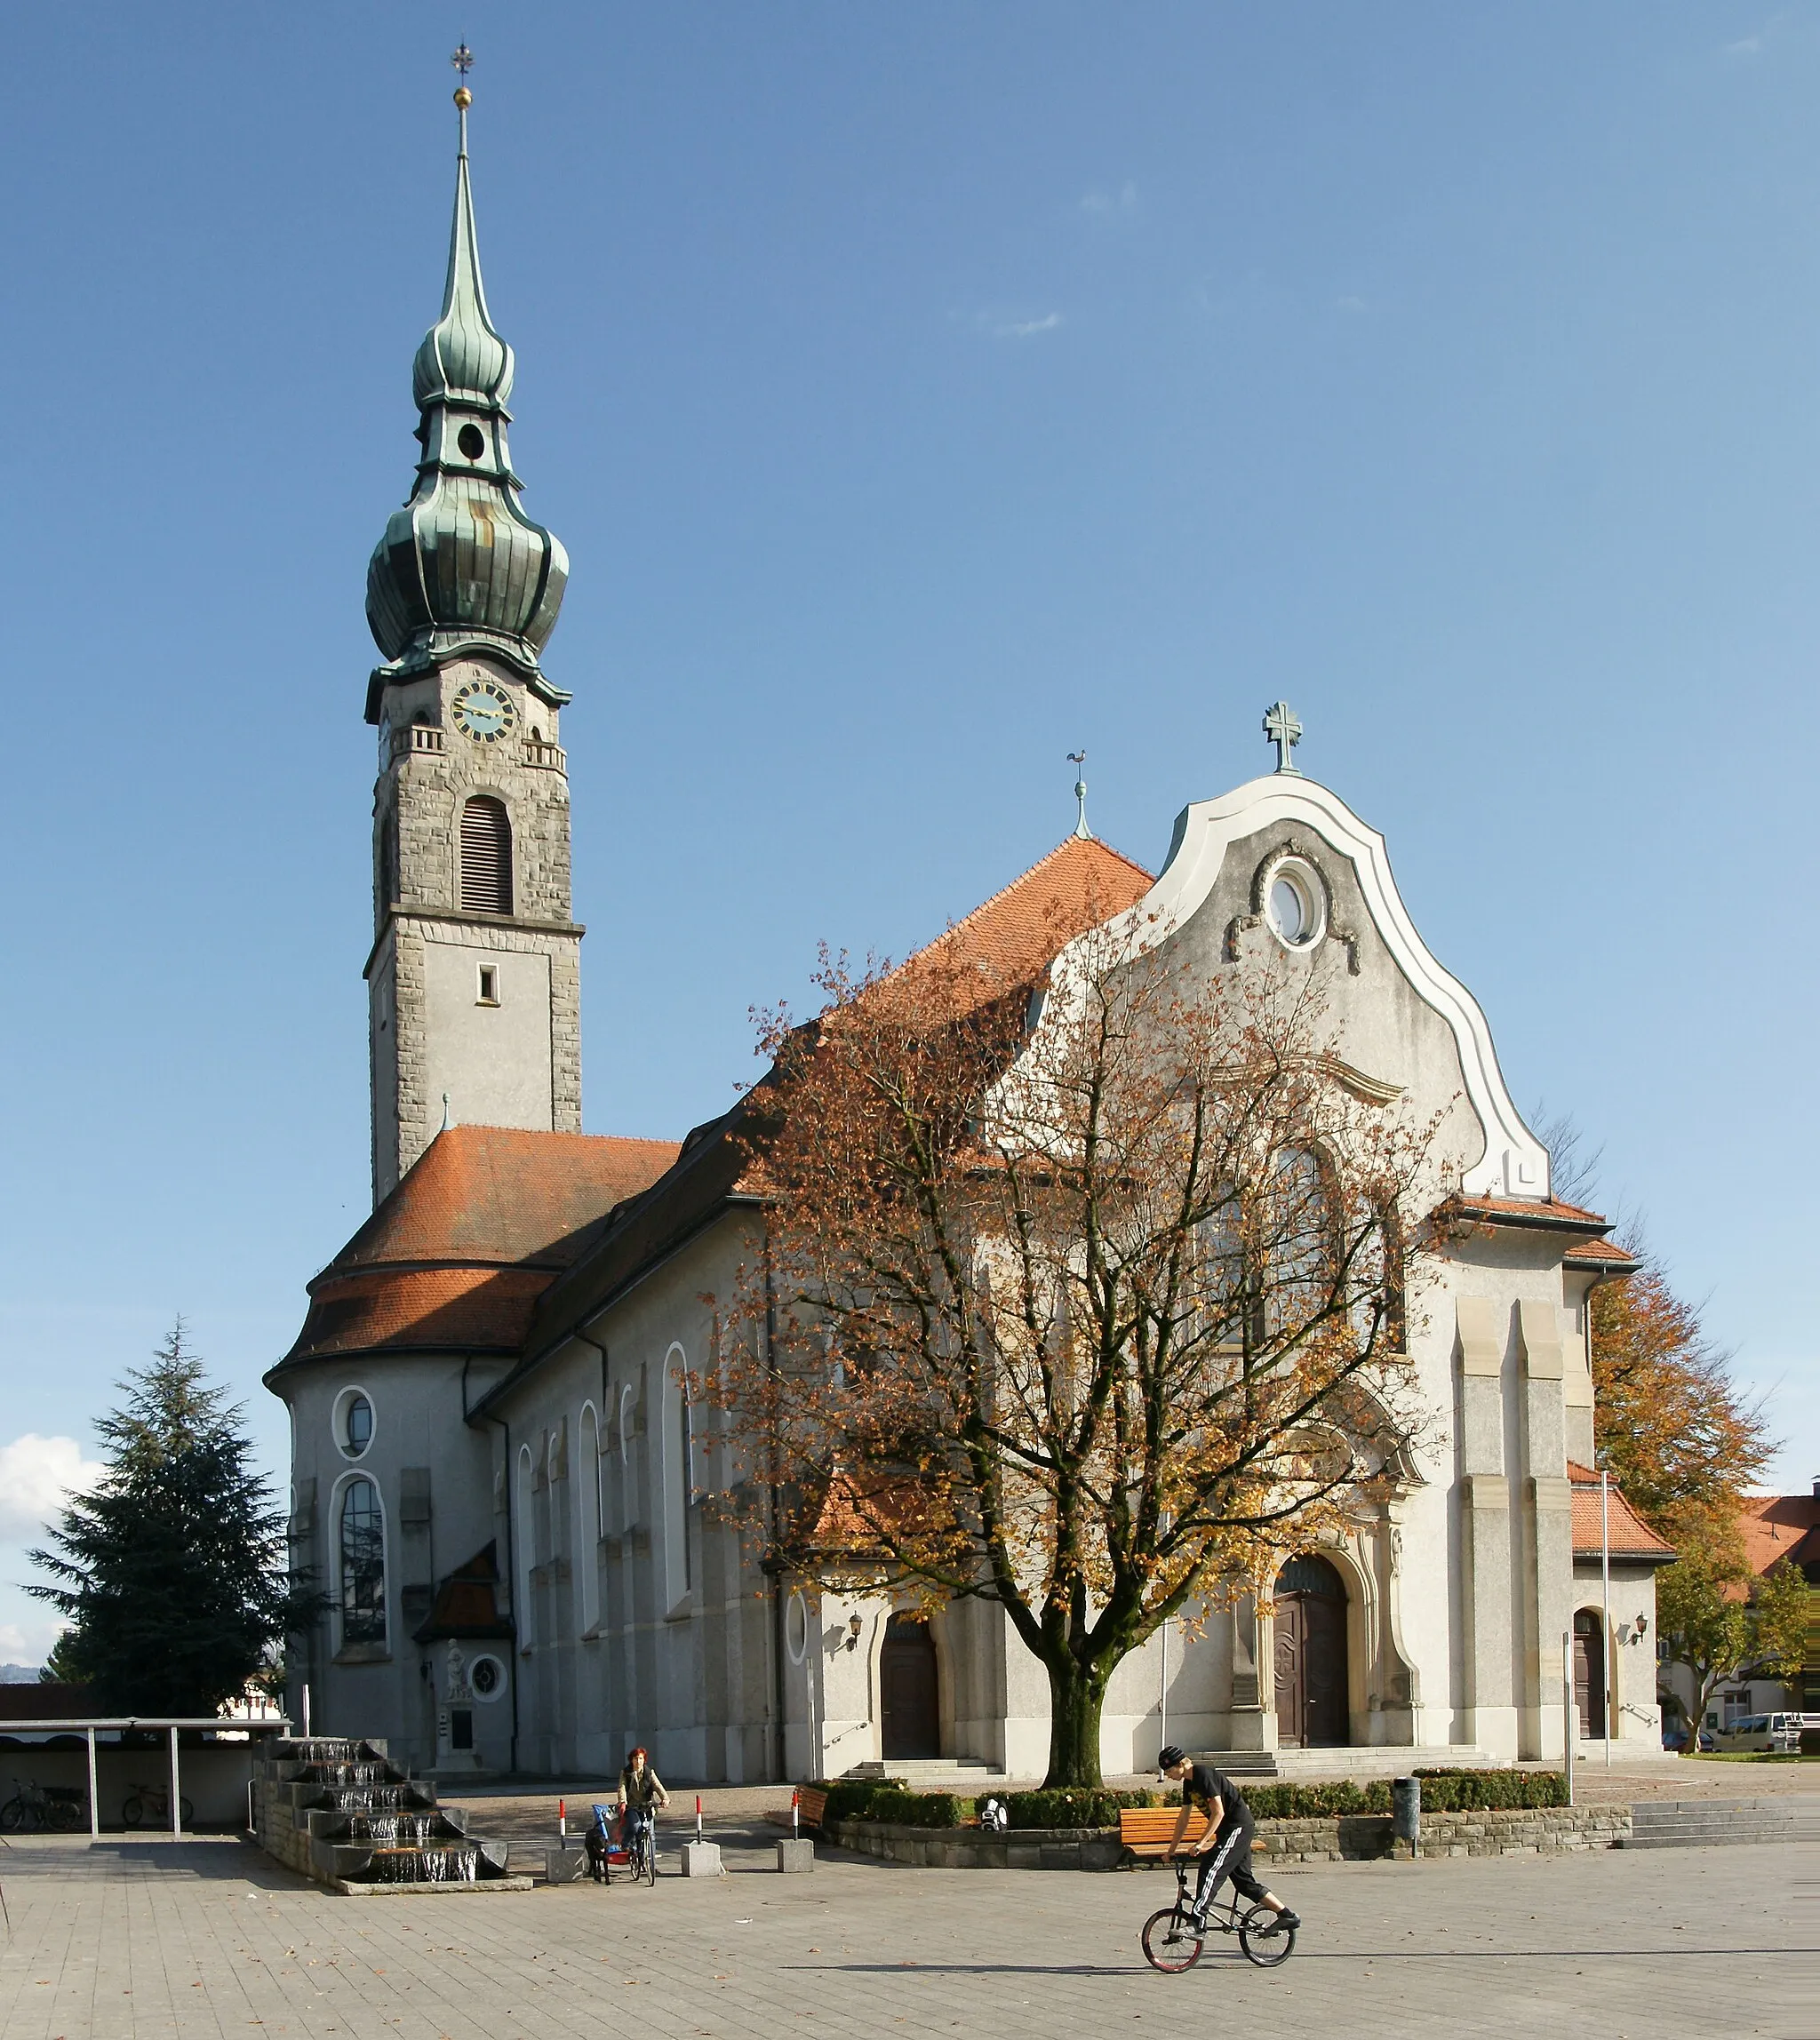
[1118, 1806, 1208, 1861]
[768, 1786, 830, 1832]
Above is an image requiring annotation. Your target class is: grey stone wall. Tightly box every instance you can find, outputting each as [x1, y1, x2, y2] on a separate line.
[367, 654, 583, 1199]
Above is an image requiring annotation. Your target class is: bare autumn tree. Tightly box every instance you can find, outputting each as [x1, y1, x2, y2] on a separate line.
[704, 909, 1440, 1789]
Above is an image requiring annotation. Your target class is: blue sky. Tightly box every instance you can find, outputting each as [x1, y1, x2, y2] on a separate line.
[1, 4, 1815, 1660]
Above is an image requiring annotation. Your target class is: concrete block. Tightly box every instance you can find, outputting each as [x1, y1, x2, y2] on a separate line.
[776, 1838, 816, 1874]
[681, 1841, 722, 1878]
[544, 1847, 587, 1885]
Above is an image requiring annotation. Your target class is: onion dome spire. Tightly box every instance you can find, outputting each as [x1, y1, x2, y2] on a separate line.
[364, 73, 570, 719]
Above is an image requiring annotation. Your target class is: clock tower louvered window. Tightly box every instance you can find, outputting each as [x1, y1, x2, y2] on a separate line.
[459, 796, 513, 915]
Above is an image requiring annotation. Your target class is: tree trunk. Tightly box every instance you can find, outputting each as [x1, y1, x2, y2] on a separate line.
[1042, 1656, 1109, 1789]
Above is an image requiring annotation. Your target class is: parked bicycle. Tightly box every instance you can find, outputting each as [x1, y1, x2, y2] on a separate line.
[121, 1782, 195, 1829]
[0, 1777, 86, 1833]
[1141, 1861, 1297, 1972]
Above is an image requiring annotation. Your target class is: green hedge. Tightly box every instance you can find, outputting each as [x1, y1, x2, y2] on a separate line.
[1411, 1769, 1569, 1812]
[1242, 1771, 1569, 1820]
[811, 1767, 1568, 1829]
[1003, 1788, 1161, 1829]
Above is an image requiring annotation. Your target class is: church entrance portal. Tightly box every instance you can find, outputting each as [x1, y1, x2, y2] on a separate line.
[880, 1614, 940, 1759]
[1573, 1610, 1605, 1739]
[1273, 1556, 1349, 1747]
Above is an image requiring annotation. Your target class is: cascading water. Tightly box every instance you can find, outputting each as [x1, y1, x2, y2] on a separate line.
[357, 1844, 480, 1885]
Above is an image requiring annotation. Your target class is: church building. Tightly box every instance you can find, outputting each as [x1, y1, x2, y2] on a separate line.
[269, 97, 1672, 1782]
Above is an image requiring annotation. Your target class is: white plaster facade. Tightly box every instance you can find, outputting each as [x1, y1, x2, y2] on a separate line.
[275, 755, 1671, 1780]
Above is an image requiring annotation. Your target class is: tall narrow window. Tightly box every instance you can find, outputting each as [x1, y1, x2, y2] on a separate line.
[459, 796, 512, 914]
[339, 1478, 387, 1646]
[578, 1405, 603, 1631]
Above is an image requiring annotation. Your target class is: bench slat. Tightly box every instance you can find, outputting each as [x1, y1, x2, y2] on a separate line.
[1118, 1806, 1207, 1857]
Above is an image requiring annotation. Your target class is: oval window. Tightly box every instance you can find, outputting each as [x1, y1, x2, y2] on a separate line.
[469, 1654, 504, 1699]
[458, 422, 486, 460]
[343, 1393, 373, 1458]
[1265, 858, 1324, 951]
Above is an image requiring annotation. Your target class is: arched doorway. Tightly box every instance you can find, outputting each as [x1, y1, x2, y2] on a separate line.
[1573, 1610, 1605, 1740]
[880, 1614, 940, 1759]
[1273, 1555, 1349, 1747]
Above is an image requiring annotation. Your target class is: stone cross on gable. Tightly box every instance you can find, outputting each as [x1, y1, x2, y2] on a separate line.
[1263, 700, 1303, 775]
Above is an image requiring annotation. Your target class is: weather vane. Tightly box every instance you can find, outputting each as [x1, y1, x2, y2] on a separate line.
[451, 43, 475, 131]
[1067, 750, 1092, 840]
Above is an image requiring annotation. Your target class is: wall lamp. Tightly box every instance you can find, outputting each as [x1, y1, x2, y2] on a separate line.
[845, 1614, 864, 1652]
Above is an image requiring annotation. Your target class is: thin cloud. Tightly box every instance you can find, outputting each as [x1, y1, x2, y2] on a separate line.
[1081, 180, 1138, 219]
[1724, 12, 1787, 55]
[952, 309, 1066, 341]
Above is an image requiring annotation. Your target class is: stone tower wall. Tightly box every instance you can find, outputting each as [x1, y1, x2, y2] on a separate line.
[367, 653, 583, 1200]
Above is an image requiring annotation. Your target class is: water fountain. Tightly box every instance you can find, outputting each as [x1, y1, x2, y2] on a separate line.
[252, 1738, 528, 1893]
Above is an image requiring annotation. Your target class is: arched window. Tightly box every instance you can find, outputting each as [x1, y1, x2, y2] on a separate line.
[578, 1405, 603, 1631]
[339, 1478, 387, 1646]
[459, 796, 512, 915]
[515, 1444, 537, 1650]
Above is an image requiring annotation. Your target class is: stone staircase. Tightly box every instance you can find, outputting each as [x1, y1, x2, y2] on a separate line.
[1193, 1746, 1505, 1780]
[1619, 1797, 1816, 1849]
[842, 1758, 1017, 1790]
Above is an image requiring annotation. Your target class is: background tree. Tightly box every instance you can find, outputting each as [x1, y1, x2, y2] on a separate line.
[708, 913, 1437, 1788]
[27, 1323, 319, 1716]
[1589, 1263, 1775, 1556]
[1656, 1542, 1808, 1740]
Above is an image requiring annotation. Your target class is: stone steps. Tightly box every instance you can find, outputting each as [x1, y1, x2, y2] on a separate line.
[1619, 1797, 1815, 1849]
[1191, 1746, 1504, 1780]
[841, 1759, 1016, 1789]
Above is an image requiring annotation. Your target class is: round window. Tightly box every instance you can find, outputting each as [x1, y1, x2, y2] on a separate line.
[342, 1393, 373, 1458]
[458, 422, 486, 460]
[468, 1654, 505, 1701]
[1264, 858, 1324, 951]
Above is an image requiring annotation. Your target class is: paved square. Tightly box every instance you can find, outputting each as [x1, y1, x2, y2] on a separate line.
[0, 1830, 1809, 2039]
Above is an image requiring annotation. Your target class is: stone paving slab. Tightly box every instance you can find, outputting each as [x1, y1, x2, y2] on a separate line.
[0, 1829, 1809, 2038]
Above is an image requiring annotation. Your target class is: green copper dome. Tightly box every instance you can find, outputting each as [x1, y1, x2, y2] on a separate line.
[365, 100, 569, 705]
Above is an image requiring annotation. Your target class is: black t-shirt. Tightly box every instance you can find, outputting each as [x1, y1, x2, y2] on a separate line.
[1181, 1764, 1249, 1827]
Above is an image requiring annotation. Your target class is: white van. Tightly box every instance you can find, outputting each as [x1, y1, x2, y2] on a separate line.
[1712, 1712, 1803, 1753]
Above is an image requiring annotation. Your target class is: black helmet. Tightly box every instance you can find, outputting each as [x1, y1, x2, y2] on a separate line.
[1157, 1744, 1187, 1768]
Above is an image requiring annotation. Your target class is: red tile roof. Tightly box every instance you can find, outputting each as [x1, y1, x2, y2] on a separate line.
[906, 835, 1154, 1000]
[274, 1126, 681, 1372]
[1445, 1193, 1611, 1231]
[1561, 1238, 1641, 1271]
[1567, 1462, 1677, 1559]
[1739, 1493, 1820, 1578]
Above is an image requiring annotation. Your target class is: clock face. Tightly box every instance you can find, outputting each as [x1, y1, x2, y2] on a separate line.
[451, 681, 517, 745]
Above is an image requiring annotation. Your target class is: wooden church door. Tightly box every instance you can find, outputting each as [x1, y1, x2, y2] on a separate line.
[1273, 1556, 1350, 1747]
[880, 1614, 940, 1759]
[1573, 1611, 1604, 1739]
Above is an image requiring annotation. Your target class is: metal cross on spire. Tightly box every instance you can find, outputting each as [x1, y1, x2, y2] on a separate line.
[1066, 751, 1092, 839]
[450, 43, 475, 145]
[450, 42, 475, 76]
[1262, 700, 1303, 775]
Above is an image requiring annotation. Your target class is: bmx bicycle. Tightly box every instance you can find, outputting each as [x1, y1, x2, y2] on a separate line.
[1140, 1860, 1297, 1972]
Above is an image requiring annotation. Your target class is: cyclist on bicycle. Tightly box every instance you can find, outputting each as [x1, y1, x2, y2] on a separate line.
[1158, 1745, 1300, 1935]
[617, 1745, 669, 1856]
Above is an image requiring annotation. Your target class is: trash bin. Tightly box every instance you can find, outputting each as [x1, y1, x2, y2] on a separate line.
[1391, 1776, 1420, 1858]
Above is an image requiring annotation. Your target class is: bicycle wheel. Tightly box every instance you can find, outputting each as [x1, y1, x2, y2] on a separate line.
[179, 1796, 196, 1827]
[121, 1796, 145, 1829]
[643, 1832, 659, 1885]
[49, 1798, 85, 1832]
[0, 1796, 26, 1833]
[1141, 1907, 1203, 1973]
[1238, 1904, 1296, 1968]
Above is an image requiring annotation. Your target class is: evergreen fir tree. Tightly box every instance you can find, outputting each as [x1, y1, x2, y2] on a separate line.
[27, 1322, 320, 1715]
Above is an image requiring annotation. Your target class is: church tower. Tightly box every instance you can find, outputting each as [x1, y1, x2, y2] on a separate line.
[363, 84, 581, 1202]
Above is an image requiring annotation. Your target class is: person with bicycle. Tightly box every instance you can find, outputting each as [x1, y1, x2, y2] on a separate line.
[1158, 1746, 1299, 1936]
[616, 1746, 668, 1863]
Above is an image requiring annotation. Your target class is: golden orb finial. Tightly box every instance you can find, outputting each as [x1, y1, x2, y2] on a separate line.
[453, 85, 472, 109]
